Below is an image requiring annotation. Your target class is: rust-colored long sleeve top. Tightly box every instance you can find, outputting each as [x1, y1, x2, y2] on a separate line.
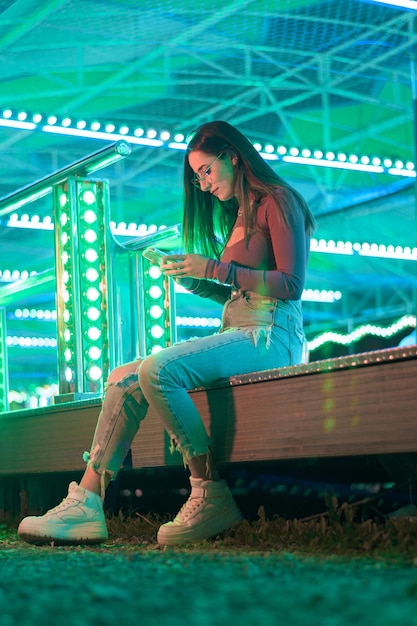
[184, 190, 310, 305]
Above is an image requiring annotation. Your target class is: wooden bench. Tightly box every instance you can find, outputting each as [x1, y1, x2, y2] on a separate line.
[1, 345, 416, 515]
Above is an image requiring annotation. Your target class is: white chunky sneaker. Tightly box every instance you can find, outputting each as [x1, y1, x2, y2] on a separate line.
[157, 477, 242, 546]
[17, 481, 108, 545]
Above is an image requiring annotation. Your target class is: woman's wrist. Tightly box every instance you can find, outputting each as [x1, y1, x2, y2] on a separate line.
[205, 258, 220, 280]
[175, 276, 199, 290]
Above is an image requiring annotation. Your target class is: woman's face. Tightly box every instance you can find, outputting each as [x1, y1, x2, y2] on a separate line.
[188, 150, 236, 201]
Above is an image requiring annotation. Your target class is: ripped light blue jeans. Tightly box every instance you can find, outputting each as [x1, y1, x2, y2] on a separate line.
[84, 291, 305, 493]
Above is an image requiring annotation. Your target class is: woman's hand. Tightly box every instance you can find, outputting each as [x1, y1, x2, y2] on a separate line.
[161, 253, 210, 279]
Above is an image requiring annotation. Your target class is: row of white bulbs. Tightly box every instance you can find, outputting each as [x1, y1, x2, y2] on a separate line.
[308, 315, 416, 351]
[4, 315, 415, 351]
[3, 212, 417, 261]
[6, 336, 57, 347]
[5, 213, 164, 236]
[0, 108, 414, 177]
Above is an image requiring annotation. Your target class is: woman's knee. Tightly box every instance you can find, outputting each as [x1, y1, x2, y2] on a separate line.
[107, 360, 141, 384]
[137, 353, 158, 390]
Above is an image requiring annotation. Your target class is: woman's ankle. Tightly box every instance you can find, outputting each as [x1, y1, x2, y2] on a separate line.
[80, 467, 104, 496]
[188, 453, 219, 481]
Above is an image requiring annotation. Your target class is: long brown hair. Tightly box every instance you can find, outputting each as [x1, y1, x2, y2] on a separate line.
[183, 120, 315, 257]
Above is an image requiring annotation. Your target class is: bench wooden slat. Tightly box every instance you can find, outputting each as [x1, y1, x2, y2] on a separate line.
[1, 347, 416, 476]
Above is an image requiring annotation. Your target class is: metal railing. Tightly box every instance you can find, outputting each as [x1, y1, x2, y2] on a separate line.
[0, 141, 181, 405]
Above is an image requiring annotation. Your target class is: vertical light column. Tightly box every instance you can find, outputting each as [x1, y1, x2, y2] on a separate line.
[0, 307, 8, 412]
[54, 177, 111, 399]
[411, 58, 417, 344]
[139, 255, 176, 355]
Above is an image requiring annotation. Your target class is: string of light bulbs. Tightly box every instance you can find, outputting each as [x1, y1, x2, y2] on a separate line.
[0, 107, 414, 178]
[2, 213, 416, 262]
[5, 314, 415, 351]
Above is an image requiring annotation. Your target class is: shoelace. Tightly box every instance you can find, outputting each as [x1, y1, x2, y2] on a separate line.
[176, 495, 206, 521]
[46, 493, 79, 515]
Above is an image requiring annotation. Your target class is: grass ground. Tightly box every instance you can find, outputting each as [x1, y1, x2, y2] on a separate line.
[2, 507, 417, 626]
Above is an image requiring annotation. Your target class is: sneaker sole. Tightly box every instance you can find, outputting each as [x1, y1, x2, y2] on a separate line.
[18, 520, 108, 545]
[157, 510, 242, 546]
[18, 531, 107, 546]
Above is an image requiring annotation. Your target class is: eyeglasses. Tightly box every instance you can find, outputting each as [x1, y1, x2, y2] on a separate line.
[191, 152, 224, 188]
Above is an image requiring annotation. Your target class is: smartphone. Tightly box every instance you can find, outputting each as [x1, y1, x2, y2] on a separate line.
[142, 246, 168, 266]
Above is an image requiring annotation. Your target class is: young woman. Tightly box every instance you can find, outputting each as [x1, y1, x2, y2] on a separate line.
[18, 121, 315, 546]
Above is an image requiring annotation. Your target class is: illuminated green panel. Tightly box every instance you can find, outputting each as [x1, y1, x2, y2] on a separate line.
[140, 256, 176, 355]
[54, 178, 111, 397]
[0, 307, 9, 412]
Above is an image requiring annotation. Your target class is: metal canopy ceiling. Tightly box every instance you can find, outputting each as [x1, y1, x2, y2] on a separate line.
[0, 0, 416, 387]
[1, 0, 416, 210]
